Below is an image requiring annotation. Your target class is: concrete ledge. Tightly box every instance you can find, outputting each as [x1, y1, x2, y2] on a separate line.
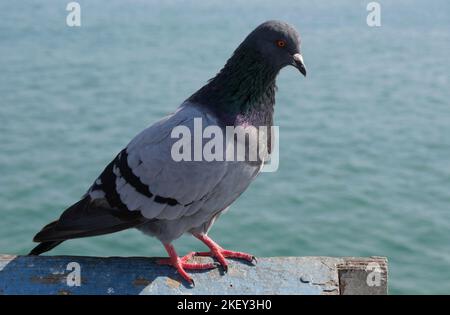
[0, 255, 387, 295]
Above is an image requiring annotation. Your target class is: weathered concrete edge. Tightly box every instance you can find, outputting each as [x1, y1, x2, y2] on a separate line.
[0, 255, 388, 295]
[337, 256, 388, 295]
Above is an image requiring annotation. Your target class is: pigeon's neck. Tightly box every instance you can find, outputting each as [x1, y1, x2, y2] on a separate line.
[188, 47, 278, 126]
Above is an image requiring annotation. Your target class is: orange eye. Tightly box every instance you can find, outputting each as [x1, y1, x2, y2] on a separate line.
[276, 40, 286, 48]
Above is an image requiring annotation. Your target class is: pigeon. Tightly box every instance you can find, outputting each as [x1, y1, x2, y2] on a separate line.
[29, 20, 306, 285]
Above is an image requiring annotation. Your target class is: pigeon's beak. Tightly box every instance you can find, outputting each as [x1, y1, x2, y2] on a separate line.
[293, 53, 307, 77]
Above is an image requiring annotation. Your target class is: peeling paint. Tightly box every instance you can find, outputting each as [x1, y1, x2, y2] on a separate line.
[0, 255, 387, 295]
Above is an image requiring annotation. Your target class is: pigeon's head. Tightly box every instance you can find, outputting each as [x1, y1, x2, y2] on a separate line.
[242, 20, 306, 76]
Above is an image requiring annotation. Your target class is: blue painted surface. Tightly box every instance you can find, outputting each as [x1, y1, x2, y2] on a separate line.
[0, 255, 340, 295]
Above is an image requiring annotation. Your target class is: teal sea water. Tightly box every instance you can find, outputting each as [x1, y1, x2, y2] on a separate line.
[0, 0, 449, 294]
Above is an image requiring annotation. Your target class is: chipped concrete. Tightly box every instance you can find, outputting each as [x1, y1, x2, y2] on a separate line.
[0, 255, 387, 295]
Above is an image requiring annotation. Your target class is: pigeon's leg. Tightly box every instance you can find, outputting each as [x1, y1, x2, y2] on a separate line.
[194, 234, 256, 272]
[157, 243, 217, 285]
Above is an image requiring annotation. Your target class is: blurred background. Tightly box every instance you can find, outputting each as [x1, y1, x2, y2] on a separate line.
[0, 0, 449, 294]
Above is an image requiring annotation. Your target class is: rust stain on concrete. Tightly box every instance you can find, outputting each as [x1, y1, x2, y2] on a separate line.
[133, 277, 152, 286]
[30, 274, 66, 284]
[166, 277, 180, 288]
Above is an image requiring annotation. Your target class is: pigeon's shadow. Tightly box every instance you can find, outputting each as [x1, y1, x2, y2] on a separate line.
[163, 256, 258, 287]
[157, 264, 211, 289]
[231, 257, 257, 267]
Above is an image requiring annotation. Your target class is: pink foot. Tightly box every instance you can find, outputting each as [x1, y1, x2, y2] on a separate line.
[194, 234, 257, 272]
[158, 244, 218, 285]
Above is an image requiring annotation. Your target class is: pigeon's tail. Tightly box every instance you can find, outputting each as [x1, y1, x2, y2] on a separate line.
[29, 196, 146, 255]
[29, 240, 64, 255]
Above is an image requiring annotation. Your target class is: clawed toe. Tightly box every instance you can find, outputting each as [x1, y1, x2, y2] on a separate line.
[160, 238, 256, 286]
[161, 245, 220, 285]
[193, 248, 255, 271]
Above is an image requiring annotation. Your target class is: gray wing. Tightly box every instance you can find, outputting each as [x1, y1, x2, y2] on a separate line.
[90, 103, 232, 221]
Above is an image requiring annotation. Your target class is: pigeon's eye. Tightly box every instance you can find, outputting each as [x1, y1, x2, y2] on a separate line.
[276, 40, 286, 48]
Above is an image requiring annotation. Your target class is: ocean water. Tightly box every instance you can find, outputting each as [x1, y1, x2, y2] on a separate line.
[0, 0, 449, 294]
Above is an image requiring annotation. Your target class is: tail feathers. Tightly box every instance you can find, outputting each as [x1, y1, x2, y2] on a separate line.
[29, 241, 64, 256]
[32, 220, 59, 242]
[30, 196, 146, 254]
